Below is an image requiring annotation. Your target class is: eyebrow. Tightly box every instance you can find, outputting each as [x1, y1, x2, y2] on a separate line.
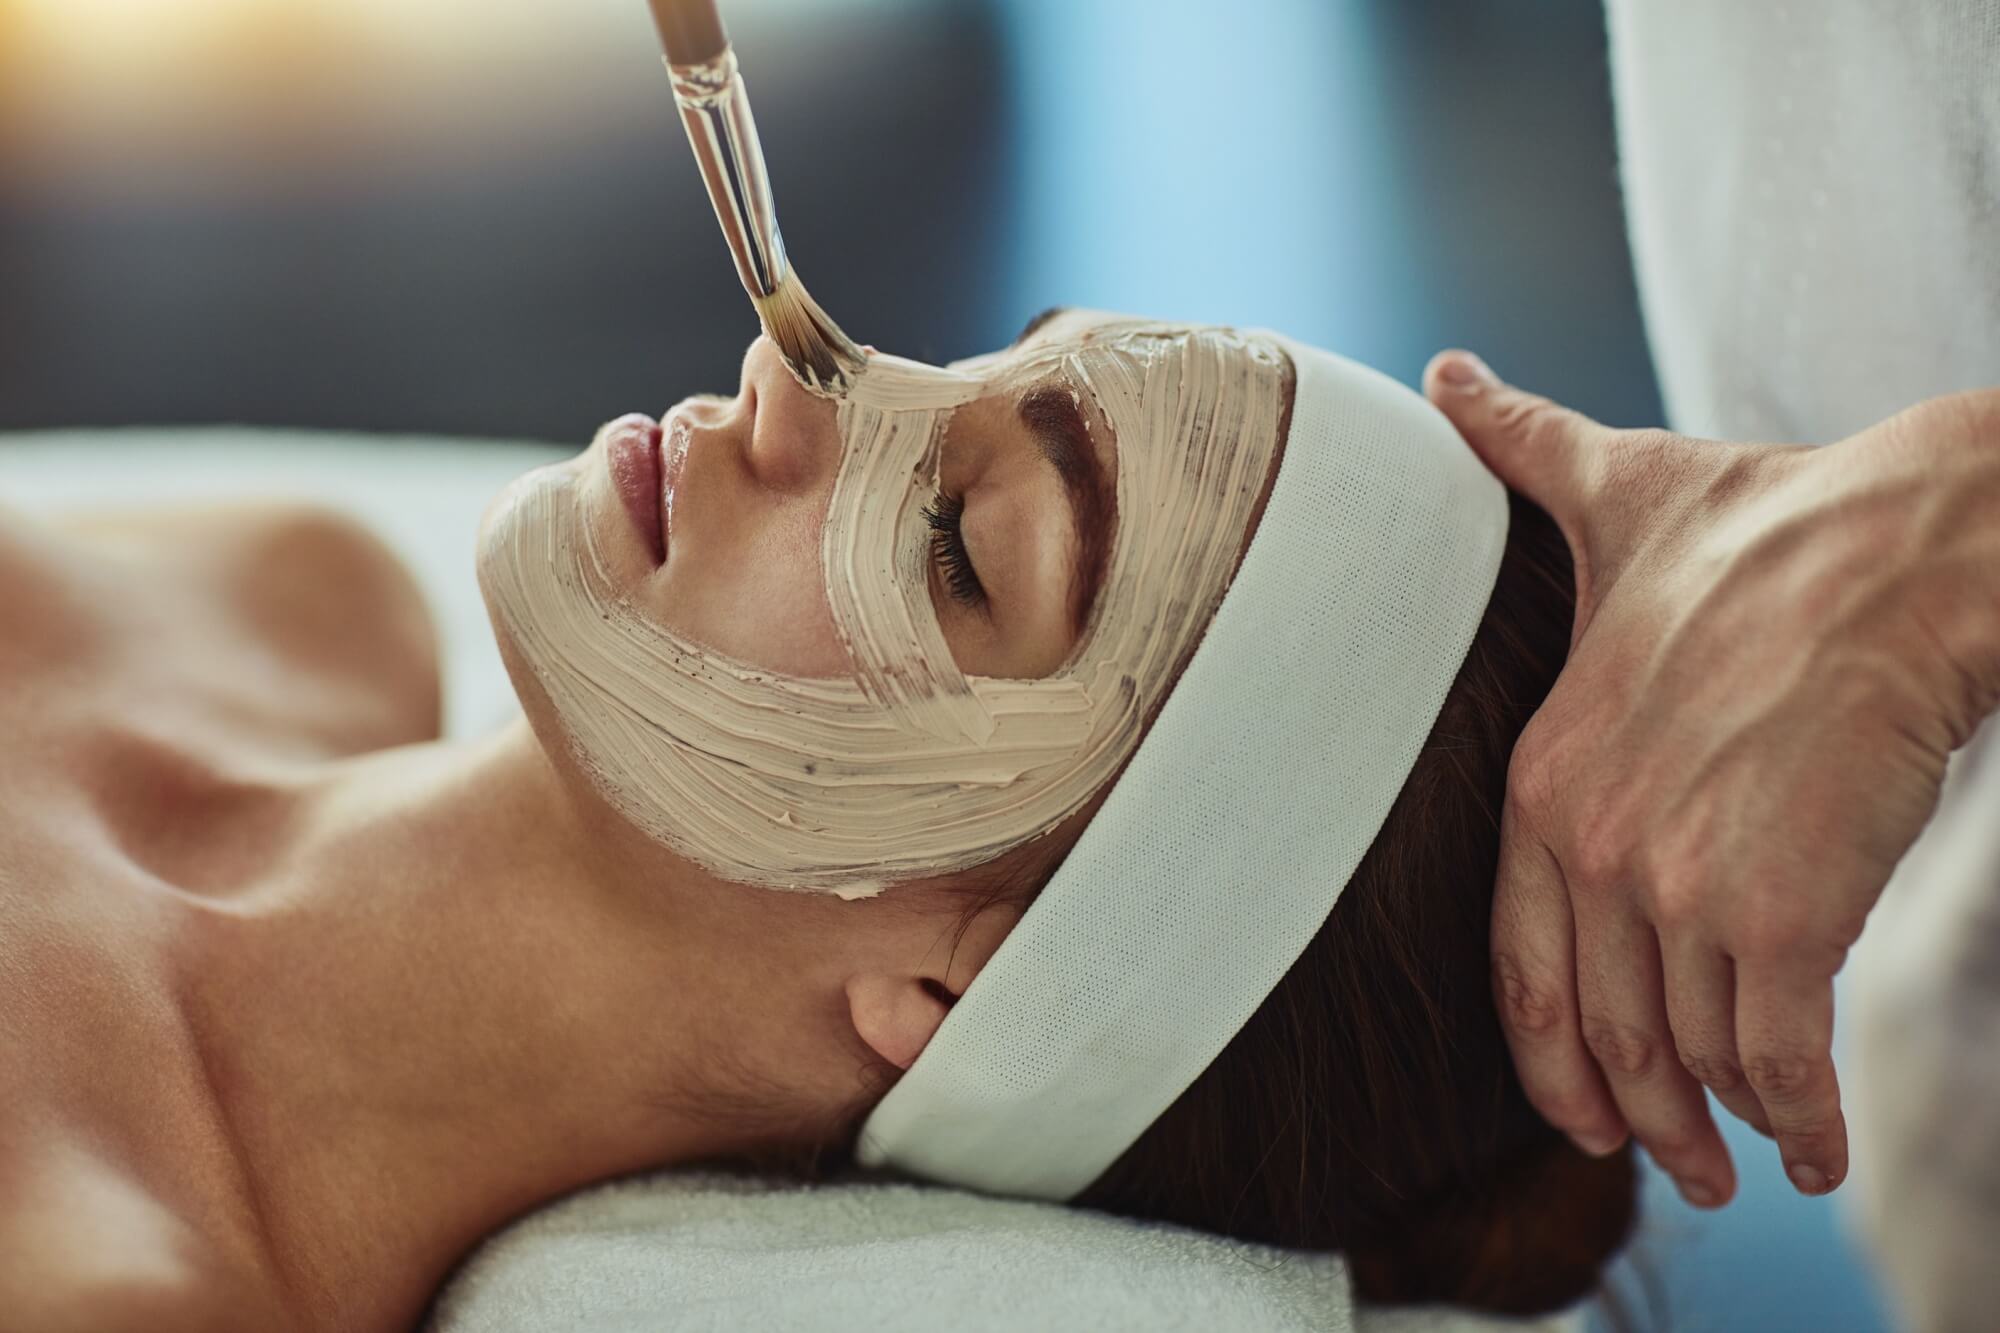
[1011, 305, 1070, 348]
[1018, 385, 1114, 639]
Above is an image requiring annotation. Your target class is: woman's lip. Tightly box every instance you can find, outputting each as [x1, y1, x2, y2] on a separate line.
[606, 414, 665, 564]
[659, 405, 694, 562]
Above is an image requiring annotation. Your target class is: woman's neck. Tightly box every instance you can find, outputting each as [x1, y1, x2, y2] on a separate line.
[175, 720, 768, 1333]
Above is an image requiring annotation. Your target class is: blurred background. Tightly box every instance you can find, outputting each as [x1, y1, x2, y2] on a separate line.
[0, 0, 1665, 438]
[0, 1, 1894, 1328]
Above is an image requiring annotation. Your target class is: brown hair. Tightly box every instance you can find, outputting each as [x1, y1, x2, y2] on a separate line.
[820, 488, 1637, 1318]
[1064, 489, 1636, 1316]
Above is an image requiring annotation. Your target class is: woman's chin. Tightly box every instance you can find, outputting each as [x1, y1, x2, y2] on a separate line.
[474, 458, 577, 614]
[479, 452, 583, 543]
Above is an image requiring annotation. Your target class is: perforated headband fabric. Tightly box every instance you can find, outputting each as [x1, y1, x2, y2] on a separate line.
[853, 333, 1510, 1201]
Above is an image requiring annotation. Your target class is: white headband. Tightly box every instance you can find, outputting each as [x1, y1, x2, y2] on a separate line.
[853, 334, 1510, 1200]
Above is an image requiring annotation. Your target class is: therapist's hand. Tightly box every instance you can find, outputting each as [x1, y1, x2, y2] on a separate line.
[1421, 350, 2000, 1210]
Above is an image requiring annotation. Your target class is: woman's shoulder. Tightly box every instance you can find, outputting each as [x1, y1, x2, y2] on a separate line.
[171, 501, 444, 742]
[0, 1129, 298, 1333]
[10, 1265, 291, 1333]
[32, 498, 444, 755]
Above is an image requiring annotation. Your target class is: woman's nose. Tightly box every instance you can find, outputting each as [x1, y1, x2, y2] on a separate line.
[742, 335, 841, 494]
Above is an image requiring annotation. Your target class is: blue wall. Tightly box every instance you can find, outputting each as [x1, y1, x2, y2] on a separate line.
[994, 0, 1662, 426]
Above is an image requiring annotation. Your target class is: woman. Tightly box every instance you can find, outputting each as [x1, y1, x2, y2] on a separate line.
[0, 309, 1632, 1332]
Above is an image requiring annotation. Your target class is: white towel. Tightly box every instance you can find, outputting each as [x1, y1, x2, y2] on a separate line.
[423, 1167, 1352, 1332]
[421, 1166, 1582, 1333]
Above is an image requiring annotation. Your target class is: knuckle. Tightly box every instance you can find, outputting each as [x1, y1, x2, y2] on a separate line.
[1503, 735, 1558, 821]
[1646, 874, 1704, 933]
[1823, 904, 1870, 952]
[1582, 1018, 1660, 1078]
[1768, 1111, 1840, 1150]
[1493, 954, 1567, 1039]
[1568, 803, 1634, 892]
[1679, 1050, 1745, 1093]
[1490, 390, 1574, 451]
[1743, 1052, 1817, 1102]
[1731, 895, 1811, 961]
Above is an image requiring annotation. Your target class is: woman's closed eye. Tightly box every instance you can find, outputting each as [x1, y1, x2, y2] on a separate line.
[912, 372, 1111, 681]
[921, 489, 987, 610]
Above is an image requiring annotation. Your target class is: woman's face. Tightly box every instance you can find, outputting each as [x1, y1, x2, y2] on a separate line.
[478, 308, 1290, 895]
[559, 306, 1121, 686]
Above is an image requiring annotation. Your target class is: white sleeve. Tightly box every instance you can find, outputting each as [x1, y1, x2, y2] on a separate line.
[1603, 0, 2000, 447]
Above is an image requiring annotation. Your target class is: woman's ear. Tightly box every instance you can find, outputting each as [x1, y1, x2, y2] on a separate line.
[845, 895, 1027, 1070]
[845, 974, 954, 1071]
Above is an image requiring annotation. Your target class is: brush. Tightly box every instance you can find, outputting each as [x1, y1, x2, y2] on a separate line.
[647, 0, 867, 398]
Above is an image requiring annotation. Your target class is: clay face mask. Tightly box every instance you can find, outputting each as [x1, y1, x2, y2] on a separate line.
[483, 321, 1286, 898]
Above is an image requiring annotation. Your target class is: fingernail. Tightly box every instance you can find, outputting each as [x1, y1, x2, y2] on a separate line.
[1679, 1179, 1722, 1208]
[1436, 352, 1496, 390]
[1789, 1163, 1828, 1195]
[1570, 1129, 1624, 1158]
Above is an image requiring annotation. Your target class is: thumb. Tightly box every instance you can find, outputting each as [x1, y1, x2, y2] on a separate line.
[1422, 350, 1607, 521]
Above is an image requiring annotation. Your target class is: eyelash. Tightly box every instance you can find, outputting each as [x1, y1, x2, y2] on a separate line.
[920, 490, 987, 608]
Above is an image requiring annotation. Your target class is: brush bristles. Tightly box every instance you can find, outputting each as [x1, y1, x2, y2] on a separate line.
[753, 277, 868, 399]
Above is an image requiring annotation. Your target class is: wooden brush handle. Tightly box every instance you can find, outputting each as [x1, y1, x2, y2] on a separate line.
[648, 0, 729, 66]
